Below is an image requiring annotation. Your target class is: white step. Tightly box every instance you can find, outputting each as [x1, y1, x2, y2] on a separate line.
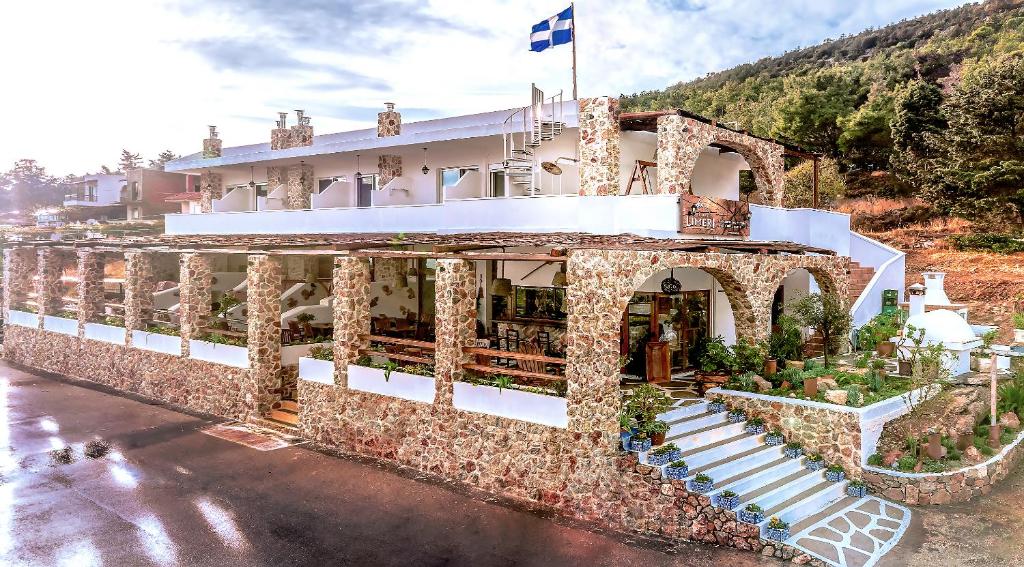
[682, 434, 762, 471]
[707, 457, 803, 500]
[760, 482, 848, 538]
[747, 470, 824, 512]
[699, 445, 783, 483]
[665, 412, 727, 437]
[669, 421, 746, 452]
[658, 401, 708, 422]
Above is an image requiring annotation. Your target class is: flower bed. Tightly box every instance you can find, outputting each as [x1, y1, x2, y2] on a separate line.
[281, 342, 330, 366]
[188, 339, 248, 368]
[131, 330, 182, 356]
[453, 381, 567, 428]
[349, 363, 435, 404]
[43, 315, 78, 336]
[7, 310, 38, 328]
[84, 322, 127, 345]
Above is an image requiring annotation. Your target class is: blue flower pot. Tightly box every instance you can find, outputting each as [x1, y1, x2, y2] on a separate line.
[765, 526, 790, 542]
[708, 401, 727, 414]
[630, 437, 652, 453]
[738, 509, 764, 524]
[825, 470, 846, 482]
[784, 446, 804, 459]
[647, 449, 682, 466]
[765, 434, 785, 446]
[664, 464, 689, 480]
[745, 424, 766, 435]
[846, 484, 868, 497]
[805, 459, 826, 471]
[689, 479, 714, 494]
[620, 432, 632, 451]
[716, 494, 741, 510]
[728, 412, 746, 424]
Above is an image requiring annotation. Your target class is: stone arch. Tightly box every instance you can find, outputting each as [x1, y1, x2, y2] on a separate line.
[712, 138, 783, 207]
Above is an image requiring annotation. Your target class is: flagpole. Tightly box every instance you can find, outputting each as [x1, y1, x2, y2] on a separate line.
[571, 1, 578, 100]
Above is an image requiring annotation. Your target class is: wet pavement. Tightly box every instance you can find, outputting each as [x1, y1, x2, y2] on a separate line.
[0, 362, 770, 567]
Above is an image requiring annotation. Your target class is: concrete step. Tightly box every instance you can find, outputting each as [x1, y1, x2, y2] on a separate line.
[270, 408, 298, 425]
[667, 420, 746, 451]
[746, 469, 824, 512]
[761, 481, 848, 536]
[680, 433, 762, 471]
[709, 457, 803, 501]
[666, 411, 727, 437]
[788, 495, 858, 536]
[659, 401, 708, 422]
[278, 400, 298, 412]
[700, 446, 785, 485]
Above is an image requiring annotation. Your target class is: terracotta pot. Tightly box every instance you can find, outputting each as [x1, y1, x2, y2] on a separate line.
[804, 377, 818, 398]
[764, 360, 778, 376]
[876, 342, 895, 358]
[651, 431, 666, 446]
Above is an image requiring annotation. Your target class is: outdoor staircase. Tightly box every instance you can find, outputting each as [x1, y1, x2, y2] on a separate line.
[266, 399, 299, 428]
[502, 84, 567, 195]
[848, 260, 876, 304]
[646, 400, 866, 543]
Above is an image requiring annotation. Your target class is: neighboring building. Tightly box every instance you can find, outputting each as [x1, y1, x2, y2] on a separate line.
[36, 174, 127, 227]
[122, 168, 197, 220]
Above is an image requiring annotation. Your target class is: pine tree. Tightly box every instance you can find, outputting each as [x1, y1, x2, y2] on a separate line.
[148, 150, 179, 171]
[118, 150, 142, 173]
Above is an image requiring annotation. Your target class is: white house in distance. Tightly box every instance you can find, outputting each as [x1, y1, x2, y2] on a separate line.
[36, 174, 127, 227]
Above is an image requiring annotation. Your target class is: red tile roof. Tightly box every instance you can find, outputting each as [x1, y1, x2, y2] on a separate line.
[164, 192, 202, 202]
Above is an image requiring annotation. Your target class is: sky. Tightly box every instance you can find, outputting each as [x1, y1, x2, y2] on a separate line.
[0, 0, 970, 176]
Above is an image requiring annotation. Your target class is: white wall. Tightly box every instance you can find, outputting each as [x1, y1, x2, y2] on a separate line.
[690, 149, 747, 200]
[619, 131, 658, 194]
[636, 267, 737, 345]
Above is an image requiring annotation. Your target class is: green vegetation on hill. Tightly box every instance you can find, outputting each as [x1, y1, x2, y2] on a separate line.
[621, 0, 1024, 223]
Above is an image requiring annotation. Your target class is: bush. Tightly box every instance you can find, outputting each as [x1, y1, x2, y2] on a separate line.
[867, 453, 883, 466]
[949, 233, 1024, 254]
[776, 367, 804, 388]
[733, 338, 768, 374]
[896, 455, 917, 471]
[998, 371, 1024, 415]
[698, 336, 738, 374]
[769, 315, 805, 362]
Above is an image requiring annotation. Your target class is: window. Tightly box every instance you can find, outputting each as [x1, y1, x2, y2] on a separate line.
[130, 181, 140, 201]
[317, 178, 335, 194]
[439, 167, 477, 188]
[488, 164, 507, 198]
[512, 286, 567, 321]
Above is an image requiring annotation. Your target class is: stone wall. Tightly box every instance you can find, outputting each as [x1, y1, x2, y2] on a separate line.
[36, 248, 69, 318]
[178, 253, 213, 356]
[247, 255, 283, 414]
[378, 155, 402, 187]
[577, 97, 621, 196]
[286, 163, 314, 210]
[863, 430, 1024, 505]
[377, 104, 401, 137]
[3, 247, 37, 312]
[76, 250, 106, 332]
[199, 171, 223, 213]
[123, 251, 155, 336]
[656, 115, 785, 206]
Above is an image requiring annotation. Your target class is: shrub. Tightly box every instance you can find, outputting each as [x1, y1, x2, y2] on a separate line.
[949, 233, 1024, 254]
[803, 359, 821, 371]
[998, 371, 1024, 415]
[897, 455, 917, 471]
[308, 344, 333, 361]
[699, 336, 738, 374]
[776, 367, 804, 388]
[846, 385, 863, 407]
[733, 338, 768, 374]
[769, 315, 805, 362]
[867, 453, 883, 466]
[1014, 312, 1024, 330]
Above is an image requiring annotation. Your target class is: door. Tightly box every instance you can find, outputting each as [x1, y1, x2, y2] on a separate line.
[356, 174, 376, 208]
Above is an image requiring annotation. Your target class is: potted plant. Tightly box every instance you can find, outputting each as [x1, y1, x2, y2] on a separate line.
[620, 412, 638, 451]
[765, 516, 790, 542]
[296, 312, 316, 336]
[825, 464, 846, 482]
[716, 489, 740, 510]
[688, 473, 714, 494]
[629, 430, 651, 453]
[783, 441, 803, 459]
[647, 442, 682, 466]
[727, 409, 746, 424]
[765, 428, 785, 446]
[664, 459, 689, 480]
[622, 384, 674, 442]
[738, 503, 764, 524]
[847, 479, 868, 497]
[744, 417, 766, 435]
[647, 420, 669, 446]
[805, 453, 825, 471]
[697, 336, 738, 389]
[1015, 312, 1024, 344]
[707, 396, 727, 414]
[896, 324, 925, 376]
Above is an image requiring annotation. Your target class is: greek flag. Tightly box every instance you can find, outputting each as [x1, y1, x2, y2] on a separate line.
[530, 6, 574, 52]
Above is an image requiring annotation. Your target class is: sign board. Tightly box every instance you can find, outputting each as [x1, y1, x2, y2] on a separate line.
[678, 195, 751, 237]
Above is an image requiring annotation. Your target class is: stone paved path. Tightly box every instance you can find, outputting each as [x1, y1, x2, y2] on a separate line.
[788, 497, 911, 567]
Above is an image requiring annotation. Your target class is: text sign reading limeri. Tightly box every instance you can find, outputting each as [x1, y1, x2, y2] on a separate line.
[679, 195, 751, 237]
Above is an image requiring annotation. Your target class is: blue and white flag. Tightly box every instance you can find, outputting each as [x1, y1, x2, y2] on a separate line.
[530, 6, 574, 52]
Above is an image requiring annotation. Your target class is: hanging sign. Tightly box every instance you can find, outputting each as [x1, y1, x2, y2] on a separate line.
[679, 195, 751, 237]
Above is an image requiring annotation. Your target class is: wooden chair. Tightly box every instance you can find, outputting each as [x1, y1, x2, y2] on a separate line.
[518, 341, 545, 374]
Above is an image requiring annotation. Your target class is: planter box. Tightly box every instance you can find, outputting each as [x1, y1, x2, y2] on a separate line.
[299, 357, 335, 385]
[453, 381, 567, 428]
[349, 364, 434, 403]
[715, 494, 740, 510]
[825, 470, 846, 482]
[738, 509, 764, 524]
[806, 459, 826, 471]
[784, 446, 804, 459]
[131, 330, 181, 356]
[43, 315, 78, 336]
[84, 323, 126, 345]
[708, 401, 727, 414]
[188, 339, 249, 368]
[744, 423, 767, 435]
[764, 526, 790, 542]
[281, 342, 330, 366]
[629, 437, 652, 453]
[7, 310, 38, 328]
[664, 464, 689, 480]
[765, 433, 785, 446]
[846, 484, 868, 498]
[647, 448, 682, 466]
[688, 478, 714, 494]
[727, 411, 746, 423]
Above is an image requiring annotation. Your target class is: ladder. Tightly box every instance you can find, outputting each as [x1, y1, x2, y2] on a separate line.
[502, 84, 566, 196]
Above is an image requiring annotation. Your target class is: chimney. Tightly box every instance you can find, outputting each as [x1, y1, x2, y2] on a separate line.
[203, 125, 222, 158]
[290, 109, 314, 147]
[271, 112, 290, 150]
[908, 283, 926, 317]
[378, 102, 401, 137]
[922, 272, 952, 306]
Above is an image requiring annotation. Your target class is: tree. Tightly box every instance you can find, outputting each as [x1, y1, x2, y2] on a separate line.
[770, 67, 866, 156]
[789, 293, 851, 368]
[889, 79, 946, 187]
[118, 150, 142, 173]
[0, 159, 62, 212]
[783, 157, 846, 208]
[148, 150, 179, 171]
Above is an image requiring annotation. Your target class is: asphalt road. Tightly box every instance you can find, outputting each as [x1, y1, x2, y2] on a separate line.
[0, 361, 768, 567]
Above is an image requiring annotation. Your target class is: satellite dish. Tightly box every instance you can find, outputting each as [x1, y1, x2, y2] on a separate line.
[541, 161, 562, 175]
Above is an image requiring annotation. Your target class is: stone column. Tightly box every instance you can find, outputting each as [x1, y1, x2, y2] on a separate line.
[286, 163, 314, 210]
[656, 115, 713, 195]
[3, 247, 37, 314]
[267, 166, 286, 195]
[35, 248, 66, 322]
[123, 251, 155, 339]
[564, 250, 623, 436]
[332, 256, 371, 387]
[199, 171, 223, 213]
[378, 155, 402, 186]
[432, 259, 477, 408]
[247, 254, 283, 415]
[178, 253, 213, 356]
[577, 97, 621, 196]
[76, 250, 106, 335]
[271, 112, 290, 150]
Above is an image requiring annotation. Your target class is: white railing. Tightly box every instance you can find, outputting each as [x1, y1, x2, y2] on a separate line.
[311, 180, 354, 209]
[850, 232, 906, 328]
[748, 205, 851, 256]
